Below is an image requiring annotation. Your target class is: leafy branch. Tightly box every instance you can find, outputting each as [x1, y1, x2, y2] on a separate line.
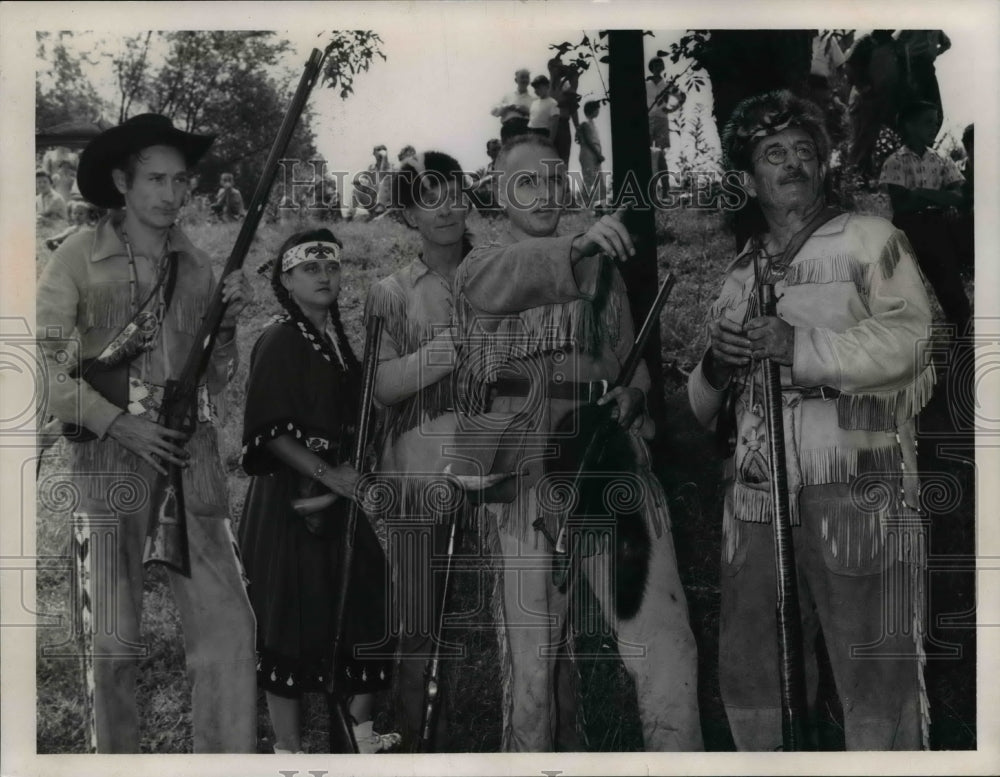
[318, 30, 386, 100]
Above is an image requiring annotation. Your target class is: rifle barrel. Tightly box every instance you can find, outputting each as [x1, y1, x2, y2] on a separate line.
[325, 315, 383, 753]
[615, 272, 674, 390]
[182, 47, 327, 413]
[754, 267, 810, 751]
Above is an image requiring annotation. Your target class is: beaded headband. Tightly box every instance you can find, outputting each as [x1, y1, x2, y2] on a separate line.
[280, 241, 341, 273]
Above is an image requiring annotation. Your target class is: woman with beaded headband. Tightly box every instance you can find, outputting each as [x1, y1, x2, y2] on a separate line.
[238, 228, 399, 753]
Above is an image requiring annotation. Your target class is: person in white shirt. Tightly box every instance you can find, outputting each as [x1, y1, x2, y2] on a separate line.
[527, 75, 559, 141]
[491, 68, 534, 142]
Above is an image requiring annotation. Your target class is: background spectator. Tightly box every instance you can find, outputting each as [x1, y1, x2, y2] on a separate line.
[576, 100, 606, 213]
[52, 158, 79, 203]
[896, 30, 951, 126]
[212, 172, 246, 222]
[491, 68, 534, 142]
[348, 144, 392, 221]
[646, 57, 685, 152]
[36, 169, 67, 225]
[45, 200, 92, 251]
[527, 75, 559, 141]
[547, 54, 582, 164]
[844, 30, 905, 180]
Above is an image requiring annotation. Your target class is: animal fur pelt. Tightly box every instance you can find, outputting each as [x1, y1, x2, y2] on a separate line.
[546, 403, 651, 620]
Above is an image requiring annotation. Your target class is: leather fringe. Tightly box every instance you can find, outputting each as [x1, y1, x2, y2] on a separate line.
[169, 292, 210, 336]
[376, 380, 454, 450]
[732, 445, 901, 529]
[731, 483, 791, 525]
[365, 282, 456, 446]
[798, 444, 901, 486]
[71, 421, 227, 509]
[485, 513, 515, 752]
[365, 273, 467, 365]
[364, 281, 409, 350]
[879, 230, 910, 280]
[492, 484, 538, 543]
[373, 473, 478, 529]
[457, 259, 624, 385]
[784, 253, 870, 297]
[713, 230, 914, 327]
[818, 504, 886, 567]
[81, 285, 208, 336]
[836, 364, 936, 431]
[81, 285, 135, 330]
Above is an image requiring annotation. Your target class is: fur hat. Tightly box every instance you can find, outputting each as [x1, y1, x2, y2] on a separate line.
[721, 90, 830, 173]
[77, 113, 215, 208]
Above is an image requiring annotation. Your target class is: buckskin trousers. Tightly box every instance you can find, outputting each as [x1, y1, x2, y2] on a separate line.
[74, 461, 257, 753]
[719, 483, 924, 751]
[486, 485, 703, 752]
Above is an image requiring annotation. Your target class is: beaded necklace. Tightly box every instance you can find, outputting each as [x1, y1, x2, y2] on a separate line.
[120, 226, 172, 359]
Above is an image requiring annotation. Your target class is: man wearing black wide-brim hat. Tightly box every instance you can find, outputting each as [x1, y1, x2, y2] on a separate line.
[37, 114, 257, 753]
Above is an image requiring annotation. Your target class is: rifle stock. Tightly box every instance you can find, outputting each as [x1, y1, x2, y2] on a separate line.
[142, 48, 327, 575]
[325, 315, 384, 753]
[754, 257, 810, 750]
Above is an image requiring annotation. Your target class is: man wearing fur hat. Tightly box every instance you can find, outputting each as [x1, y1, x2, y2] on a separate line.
[36, 114, 257, 753]
[452, 133, 703, 752]
[688, 90, 934, 750]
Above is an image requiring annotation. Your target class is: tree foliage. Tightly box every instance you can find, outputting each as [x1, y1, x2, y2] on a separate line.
[318, 30, 386, 100]
[37, 30, 386, 203]
[36, 32, 108, 129]
[668, 30, 813, 132]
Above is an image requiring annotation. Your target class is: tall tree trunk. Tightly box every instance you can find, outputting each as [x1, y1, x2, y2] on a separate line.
[607, 30, 667, 437]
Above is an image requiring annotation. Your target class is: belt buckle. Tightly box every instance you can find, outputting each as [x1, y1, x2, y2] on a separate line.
[588, 379, 609, 403]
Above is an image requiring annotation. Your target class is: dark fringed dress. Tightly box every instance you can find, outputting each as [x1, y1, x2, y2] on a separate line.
[238, 318, 393, 698]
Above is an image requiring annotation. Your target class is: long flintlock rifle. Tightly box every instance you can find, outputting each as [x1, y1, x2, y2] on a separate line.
[142, 47, 329, 575]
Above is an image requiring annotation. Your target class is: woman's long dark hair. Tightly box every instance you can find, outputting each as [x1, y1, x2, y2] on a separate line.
[270, 227, 362, 376]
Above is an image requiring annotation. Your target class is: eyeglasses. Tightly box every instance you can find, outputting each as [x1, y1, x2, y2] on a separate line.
[754, 143, 818, 166]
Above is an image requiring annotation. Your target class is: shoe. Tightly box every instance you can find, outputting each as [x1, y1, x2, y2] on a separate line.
[353, 720, 402, 754]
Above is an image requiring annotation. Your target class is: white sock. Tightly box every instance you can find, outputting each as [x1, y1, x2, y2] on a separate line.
[353, 720, 374, 740]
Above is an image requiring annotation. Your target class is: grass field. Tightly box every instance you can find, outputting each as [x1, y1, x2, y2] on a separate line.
[34, 201, 977, 753]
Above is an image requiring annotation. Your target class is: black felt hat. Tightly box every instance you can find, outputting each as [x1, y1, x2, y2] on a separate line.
[77, 113, 215, 208]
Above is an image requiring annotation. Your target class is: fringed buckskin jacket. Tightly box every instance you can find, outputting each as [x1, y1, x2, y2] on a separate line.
[688, 212, 935, 567]
[364, 258, 465, 523]
[453, 234, 669, 542]
[36, 213, 236, 509]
